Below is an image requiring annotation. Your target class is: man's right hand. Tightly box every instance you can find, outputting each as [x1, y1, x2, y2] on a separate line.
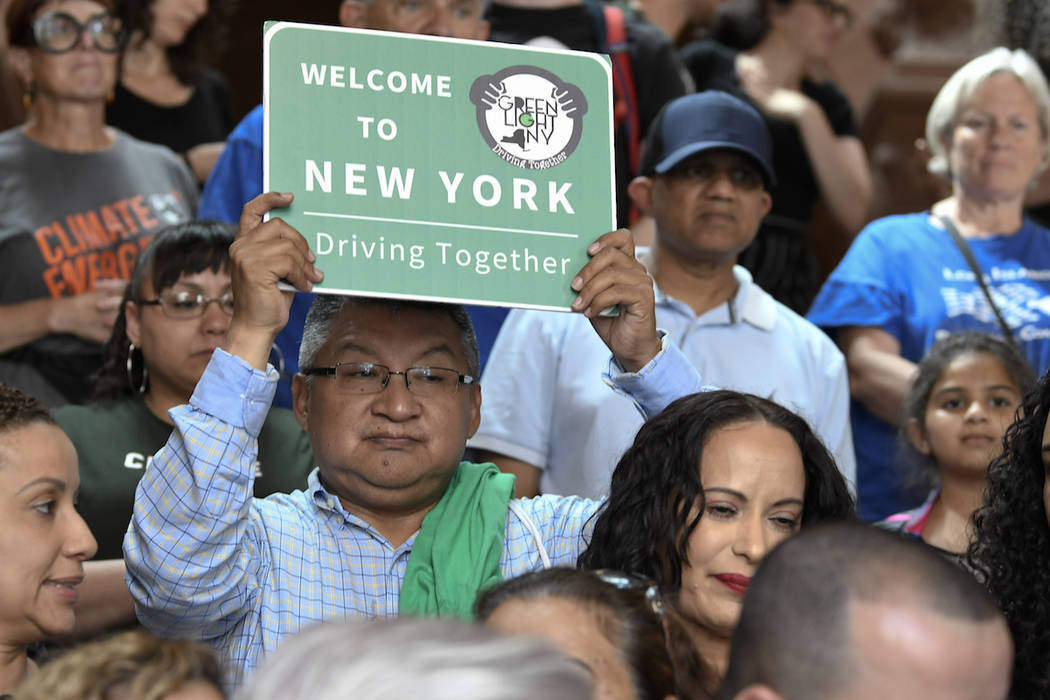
[224, 192, 324, 370]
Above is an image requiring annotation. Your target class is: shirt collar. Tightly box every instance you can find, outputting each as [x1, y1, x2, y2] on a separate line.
[308, 469, 404, 541]
[638, 248, 778, 331]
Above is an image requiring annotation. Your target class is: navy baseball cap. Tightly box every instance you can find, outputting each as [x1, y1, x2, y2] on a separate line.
[639, 91, 776, 187]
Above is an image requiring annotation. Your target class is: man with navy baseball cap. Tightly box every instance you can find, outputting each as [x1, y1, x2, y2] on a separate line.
[638, 90, 776, 186]
[471, 91, 857, 501]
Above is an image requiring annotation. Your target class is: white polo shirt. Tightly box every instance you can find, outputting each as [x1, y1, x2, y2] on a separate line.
[469, 263, 855, 499]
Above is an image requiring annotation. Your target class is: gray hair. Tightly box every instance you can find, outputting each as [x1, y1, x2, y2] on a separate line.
[925, 46, 1050, 179]
[298, 295, 480, 378]
[233, 618, 592, 700]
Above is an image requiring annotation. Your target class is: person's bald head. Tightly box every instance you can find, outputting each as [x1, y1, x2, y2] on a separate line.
[719, 523, 1012, 700]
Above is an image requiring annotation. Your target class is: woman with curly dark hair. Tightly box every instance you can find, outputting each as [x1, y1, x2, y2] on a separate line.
[107, 0, 237, 182]
[969, 370, 1050, 698]
[578, 390, 855, 695]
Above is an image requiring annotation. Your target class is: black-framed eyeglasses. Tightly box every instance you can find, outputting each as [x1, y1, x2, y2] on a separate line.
[807, 0, 854, 29]
[136, 291, 235, 319]
[30, 11, 126, 54]
[301, 362, 476, 398]
[591, 569, 665, 618]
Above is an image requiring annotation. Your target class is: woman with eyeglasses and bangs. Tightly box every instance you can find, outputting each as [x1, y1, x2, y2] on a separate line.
[0, 0, 198, 409]
[49, 220, 314, 636]
[678, 0, 871, 316]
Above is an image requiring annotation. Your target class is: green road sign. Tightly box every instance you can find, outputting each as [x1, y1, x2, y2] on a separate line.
[263, 22, 615, 310]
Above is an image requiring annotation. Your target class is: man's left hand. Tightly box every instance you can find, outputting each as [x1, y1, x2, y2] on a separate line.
[571, 229, 660, 373]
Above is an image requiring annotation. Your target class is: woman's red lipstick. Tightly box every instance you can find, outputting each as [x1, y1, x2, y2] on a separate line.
[715, 574, 751, 595]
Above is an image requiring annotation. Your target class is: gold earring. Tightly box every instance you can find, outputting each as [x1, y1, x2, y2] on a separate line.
[22, 82, 33, 110]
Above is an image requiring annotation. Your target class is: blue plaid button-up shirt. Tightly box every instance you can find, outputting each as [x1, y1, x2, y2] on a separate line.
[125, 341, 700, 688]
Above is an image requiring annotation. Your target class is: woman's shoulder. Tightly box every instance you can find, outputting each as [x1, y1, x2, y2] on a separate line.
[853, 212, 934, 246]
[52, 399, 164, 447]
[1020, 216, 1050, 238]
[801, 75, 850, 107]
[801, 76, 858, 135]
[109, 129, 195, 184]
[194, 66, 230, 90]
[190, 67, 232, 105]
[53, 398, 147, 428]
[828, 213, 940, 278]
[110, 128, 178, 158]
[0, 126, 35, 159]
[261, 405, 306, 434]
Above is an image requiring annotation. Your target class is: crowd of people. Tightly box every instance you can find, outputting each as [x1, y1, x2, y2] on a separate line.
[1, 0, 1049, 698]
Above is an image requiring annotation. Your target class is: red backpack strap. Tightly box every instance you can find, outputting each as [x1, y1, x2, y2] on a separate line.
[602, 5, 641, 180]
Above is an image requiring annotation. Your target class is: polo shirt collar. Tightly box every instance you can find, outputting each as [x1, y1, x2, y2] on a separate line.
[637, 248, 777, 331]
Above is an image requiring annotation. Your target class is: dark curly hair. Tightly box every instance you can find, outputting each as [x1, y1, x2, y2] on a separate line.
[968, 369, 1050, 698]
[115, 0, 236, 85]
[92, 220, 234, 400]
[578, 390, 856, 590]
[0, 382, 55, 435]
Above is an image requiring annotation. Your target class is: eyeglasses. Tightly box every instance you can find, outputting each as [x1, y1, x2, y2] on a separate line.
[30, 11, 126, 54]
[807, 0, 854, 29]
[666, 158, 765, 191]
[301, 362, 476, 398]
[591, 569, 665, 618]
[136, 291, 235, 319]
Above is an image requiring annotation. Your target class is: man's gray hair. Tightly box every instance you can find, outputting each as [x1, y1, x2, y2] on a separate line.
[233, 618, 592, 700]
[298, 295, 480, 377]
[925, 46, 1050, 179]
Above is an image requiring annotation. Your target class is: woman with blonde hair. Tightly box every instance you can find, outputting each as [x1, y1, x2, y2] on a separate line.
[809, 47, 1050, 521]
[14, 628, 223, 699]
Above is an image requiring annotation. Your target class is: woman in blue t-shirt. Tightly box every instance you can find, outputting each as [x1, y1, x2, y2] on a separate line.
[808, 47, 1050, 521]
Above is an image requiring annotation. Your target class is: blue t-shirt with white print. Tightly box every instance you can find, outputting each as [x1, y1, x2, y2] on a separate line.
[808, 212, 1050, 520]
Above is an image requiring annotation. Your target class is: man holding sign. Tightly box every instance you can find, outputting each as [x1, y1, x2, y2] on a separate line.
[123, 193, 701, 687]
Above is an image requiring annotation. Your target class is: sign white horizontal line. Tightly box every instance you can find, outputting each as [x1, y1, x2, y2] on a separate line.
[302, 211, 579, 239]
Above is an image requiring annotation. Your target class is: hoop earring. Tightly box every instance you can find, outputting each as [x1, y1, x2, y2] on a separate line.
[126, 343, 148, 395]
